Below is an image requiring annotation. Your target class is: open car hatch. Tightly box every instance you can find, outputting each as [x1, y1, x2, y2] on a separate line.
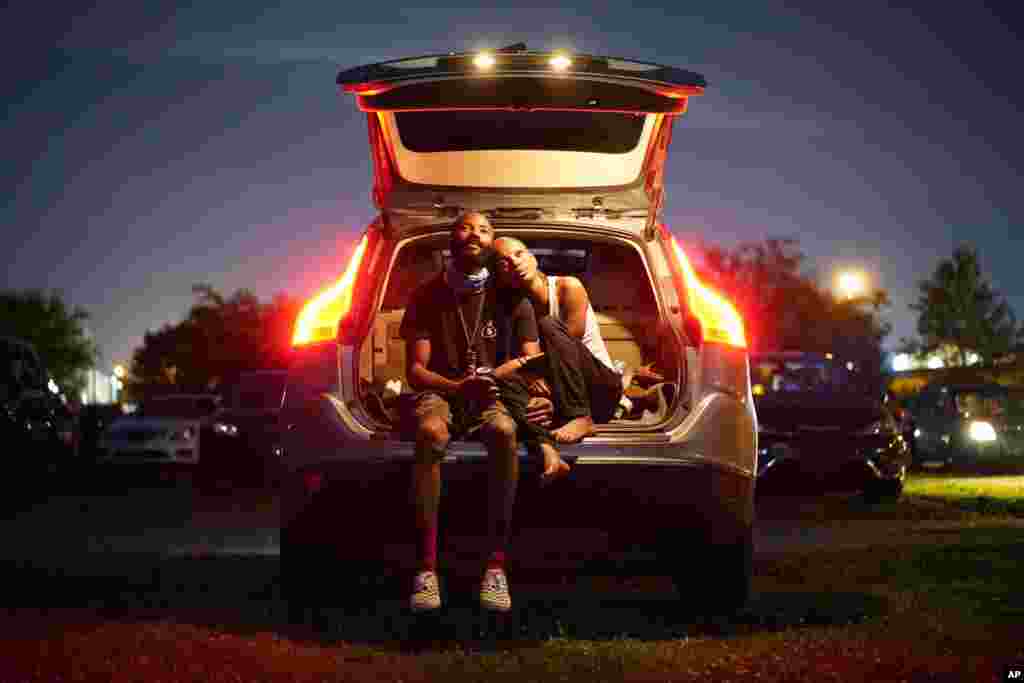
[336, 47, 706, 233]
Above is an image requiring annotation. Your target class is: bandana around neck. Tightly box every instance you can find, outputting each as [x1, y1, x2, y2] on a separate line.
[445, 259, 490, 294]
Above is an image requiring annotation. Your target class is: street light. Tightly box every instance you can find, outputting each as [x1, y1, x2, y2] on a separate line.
[836, 270, 866, 300]
[891, 353, 912, 372]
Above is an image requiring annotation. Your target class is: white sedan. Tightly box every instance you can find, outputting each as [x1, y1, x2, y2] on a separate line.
[98, 394, 220, 465]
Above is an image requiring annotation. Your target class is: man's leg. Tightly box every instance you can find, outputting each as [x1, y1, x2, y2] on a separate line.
[412, 419, 447, 572]
[475, 403, 518, 611]
[406, 394, 452, 612]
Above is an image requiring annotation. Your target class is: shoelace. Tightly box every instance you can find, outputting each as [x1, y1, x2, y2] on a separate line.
[484, 571, 507, 591]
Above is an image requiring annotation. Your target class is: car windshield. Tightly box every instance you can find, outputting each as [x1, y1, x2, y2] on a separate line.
[752, 357, 871, 396]
[230, 373, 286, 412]
[139, 397, 218, 418]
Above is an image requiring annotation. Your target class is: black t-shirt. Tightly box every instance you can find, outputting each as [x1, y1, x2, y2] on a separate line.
[400, 274, 538, 380]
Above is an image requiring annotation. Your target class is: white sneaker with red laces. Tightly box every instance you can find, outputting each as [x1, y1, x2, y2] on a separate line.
[409, 570, 441, 613]
[479, 568, 512, 612]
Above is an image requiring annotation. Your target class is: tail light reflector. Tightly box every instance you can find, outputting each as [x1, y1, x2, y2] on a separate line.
[291, 234, 370, 347]
[667, 234, 747, 349]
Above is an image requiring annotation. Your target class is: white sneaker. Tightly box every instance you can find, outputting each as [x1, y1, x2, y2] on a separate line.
[409, 570, 441, 613]
[479, 568, 512, 612]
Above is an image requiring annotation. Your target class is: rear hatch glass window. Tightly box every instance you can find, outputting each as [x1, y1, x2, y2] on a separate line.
[394, 111, 647, 153]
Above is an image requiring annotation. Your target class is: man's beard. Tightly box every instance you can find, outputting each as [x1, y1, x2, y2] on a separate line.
[450, 237, 492, 272]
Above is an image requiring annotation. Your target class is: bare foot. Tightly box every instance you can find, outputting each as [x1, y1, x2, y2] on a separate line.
[551, 416, 595, 444]
[539, 442, 570, 487]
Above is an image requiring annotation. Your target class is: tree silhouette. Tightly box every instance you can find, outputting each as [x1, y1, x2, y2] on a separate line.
[125, 285, 301, 401]
[0, 289, 97, 395]
[910, 245, 1020, 366]
[695, 238, 891, 378]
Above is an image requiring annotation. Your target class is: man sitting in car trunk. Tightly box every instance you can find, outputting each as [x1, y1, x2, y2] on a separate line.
[399, 211, 564, 614]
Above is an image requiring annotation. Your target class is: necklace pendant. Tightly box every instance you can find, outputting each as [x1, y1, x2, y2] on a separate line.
[465, 349, 478, 374]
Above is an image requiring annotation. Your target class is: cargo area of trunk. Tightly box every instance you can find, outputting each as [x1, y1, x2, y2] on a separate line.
[354, 230, 687, 437]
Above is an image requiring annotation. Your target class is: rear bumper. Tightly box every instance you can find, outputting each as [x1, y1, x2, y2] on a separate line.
[281, 456, 753, 569]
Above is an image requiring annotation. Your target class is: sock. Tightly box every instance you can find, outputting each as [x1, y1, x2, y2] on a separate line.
[486, 550, 506, 571]
[418, 524, 437, 573]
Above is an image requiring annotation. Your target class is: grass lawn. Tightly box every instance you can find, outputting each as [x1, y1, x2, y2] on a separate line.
[906, 469, 1024, 516]
[6, 525, 1021, 681]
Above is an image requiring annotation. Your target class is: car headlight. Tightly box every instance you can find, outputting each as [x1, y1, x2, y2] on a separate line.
[856, 419, 891, 436]
[967, 420, 997, 442]
[168, 427, 195, 441]
[213, 422, 239, 437]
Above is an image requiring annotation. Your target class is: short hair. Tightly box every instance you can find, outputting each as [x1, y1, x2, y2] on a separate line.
[493, 236, 528, 252]
[452, 211, 491, 231]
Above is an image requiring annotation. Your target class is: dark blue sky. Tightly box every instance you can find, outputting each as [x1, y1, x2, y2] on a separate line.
[5, 1, 1022, 368]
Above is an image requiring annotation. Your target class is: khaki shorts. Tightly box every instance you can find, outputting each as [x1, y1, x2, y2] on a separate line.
[403, 392, 512, 461]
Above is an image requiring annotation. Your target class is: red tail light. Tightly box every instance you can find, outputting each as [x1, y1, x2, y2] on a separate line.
[666, 233, 747, 349]
[291, 234, 370, 347]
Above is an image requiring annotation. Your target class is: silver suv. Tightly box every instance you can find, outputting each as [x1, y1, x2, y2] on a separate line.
[280, 47, 757, 616]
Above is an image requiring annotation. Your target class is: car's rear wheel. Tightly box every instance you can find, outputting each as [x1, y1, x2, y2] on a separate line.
[663, 528, 752, 616]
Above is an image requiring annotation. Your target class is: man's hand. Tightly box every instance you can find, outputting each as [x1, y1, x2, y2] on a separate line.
[459, 375, 500, 404]
[525, 397, 554, 427]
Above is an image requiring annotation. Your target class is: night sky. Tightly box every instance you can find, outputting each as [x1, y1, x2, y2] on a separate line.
[5, 2, 1022, 370]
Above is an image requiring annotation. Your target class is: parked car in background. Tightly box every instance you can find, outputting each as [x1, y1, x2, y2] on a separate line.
[911, 382, 1020, 467]
[1, 336, 75, 477]
[281, 47, 757, 617]
[202, 369, 286, 487]
[751, 351, 910, 500]
[97, 394, 220, 467]
[1006, 388, 1024, 458]
[890, 393, 920, 463]
[76, 403, 125, 463]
